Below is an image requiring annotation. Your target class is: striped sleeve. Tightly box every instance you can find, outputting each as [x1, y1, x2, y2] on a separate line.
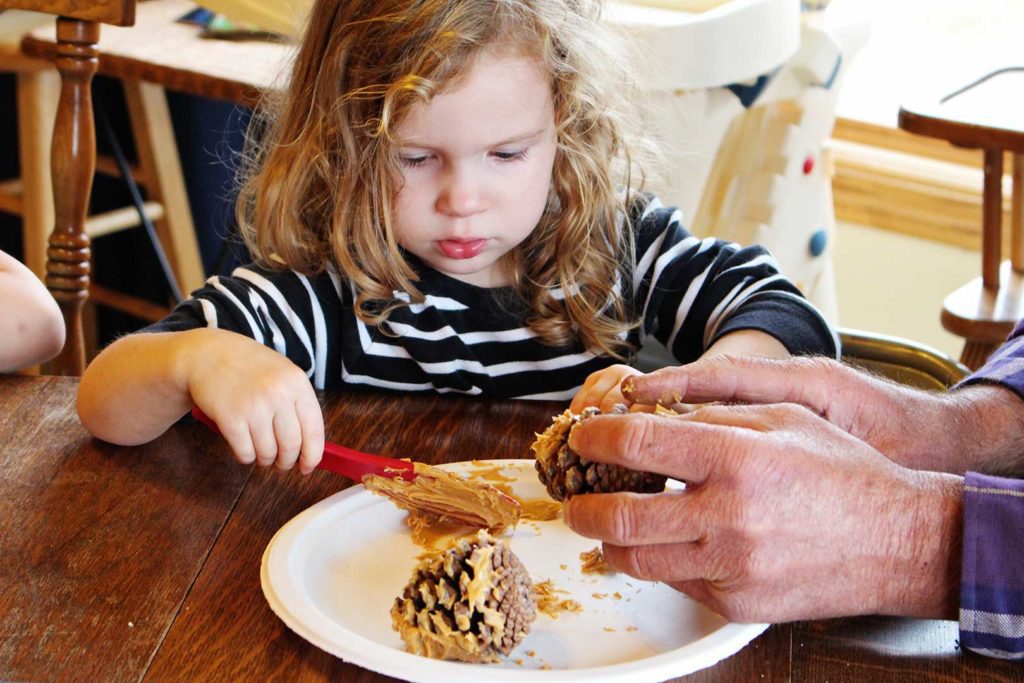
[629, 196, 839, 362]
[140, 266, 345, 390]
[960, 471, 1024, 660]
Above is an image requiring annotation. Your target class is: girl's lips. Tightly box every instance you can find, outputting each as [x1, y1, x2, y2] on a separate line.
[437, 238, 487, 260]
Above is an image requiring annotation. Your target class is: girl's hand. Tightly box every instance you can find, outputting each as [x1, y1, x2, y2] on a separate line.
[185, 330, 325, 474]
[570, 364, 644, 414]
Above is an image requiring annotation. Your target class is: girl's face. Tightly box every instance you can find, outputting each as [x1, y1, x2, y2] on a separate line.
[392, 48, 558, 288]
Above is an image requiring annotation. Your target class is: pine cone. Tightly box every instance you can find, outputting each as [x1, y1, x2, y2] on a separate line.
[391, 530, 536, 663]
[531, 406, 667, 501]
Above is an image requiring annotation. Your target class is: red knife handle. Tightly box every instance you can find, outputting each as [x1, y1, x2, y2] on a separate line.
[320, 441, 416, 482]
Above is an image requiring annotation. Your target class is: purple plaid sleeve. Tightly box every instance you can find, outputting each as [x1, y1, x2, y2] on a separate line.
[956, 322, 1024, 659]
[960, 471, 1024, 660]
[958, 318, 1024, 398]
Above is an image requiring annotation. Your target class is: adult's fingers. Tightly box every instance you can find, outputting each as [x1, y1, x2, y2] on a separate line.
[563, 489, 702, 546]
[674, 401, 819, 434]
[601, 540, 714, 584]
[622, 355, 847, 412]
[567, 413, 752, 483]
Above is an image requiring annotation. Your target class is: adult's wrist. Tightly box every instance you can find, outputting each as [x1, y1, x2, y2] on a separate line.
[878, 469, 963, 619]
[943, 384, 1024, 475]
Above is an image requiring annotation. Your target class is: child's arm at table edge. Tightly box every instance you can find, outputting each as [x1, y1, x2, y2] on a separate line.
[78, 328, 237, 445]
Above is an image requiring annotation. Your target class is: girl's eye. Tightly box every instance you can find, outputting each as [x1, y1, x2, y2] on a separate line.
[492, 150, 527, 163]
[399, 154, 431, 168]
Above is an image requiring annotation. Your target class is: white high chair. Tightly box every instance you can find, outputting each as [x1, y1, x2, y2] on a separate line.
[609, 0, 869, 326]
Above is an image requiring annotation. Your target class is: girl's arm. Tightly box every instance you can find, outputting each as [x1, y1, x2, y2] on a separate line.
[78, 327, 325, 473]
[701, 328, 790, 360]
[0, 250, 65, 372]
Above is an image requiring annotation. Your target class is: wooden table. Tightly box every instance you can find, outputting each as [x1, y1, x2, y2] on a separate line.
[21, 0, 295, 105]
[0, 375, 1018, 682]
[899, 67, 1024, 370]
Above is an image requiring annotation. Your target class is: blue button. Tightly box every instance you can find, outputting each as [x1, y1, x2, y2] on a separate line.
[809, 229, 827, 257]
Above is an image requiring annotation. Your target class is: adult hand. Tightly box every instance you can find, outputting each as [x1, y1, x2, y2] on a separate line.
[620, 354, 1018, 474]
[561, 405, 963, 623]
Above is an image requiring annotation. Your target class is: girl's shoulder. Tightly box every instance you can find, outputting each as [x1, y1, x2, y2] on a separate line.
[624, 193, 687, 242]
[212, 261, 348, 303]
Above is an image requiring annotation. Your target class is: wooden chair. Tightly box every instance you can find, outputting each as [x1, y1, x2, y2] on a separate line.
[899, 68, 1024, 370]
[1, 0, 137, 375]
[1, 10, 202, 336]
[838, 327, 967, 390]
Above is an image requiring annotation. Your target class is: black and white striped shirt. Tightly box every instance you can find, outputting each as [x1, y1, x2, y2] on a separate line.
[146, 196, 838, 399]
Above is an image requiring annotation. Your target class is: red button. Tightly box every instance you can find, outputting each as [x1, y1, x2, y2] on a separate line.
[803, 155, 814, 175]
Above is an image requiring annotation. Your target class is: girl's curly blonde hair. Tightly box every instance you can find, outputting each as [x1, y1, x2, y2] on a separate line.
[237, 0, 655, 359]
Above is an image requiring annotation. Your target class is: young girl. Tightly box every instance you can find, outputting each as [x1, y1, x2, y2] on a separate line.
[78, 0, 838, 474]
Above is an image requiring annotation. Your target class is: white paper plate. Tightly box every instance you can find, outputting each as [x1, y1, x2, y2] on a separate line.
[262, 459, 767, 682]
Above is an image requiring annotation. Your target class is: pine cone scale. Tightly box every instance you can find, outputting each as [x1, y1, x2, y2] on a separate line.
[531, 406, 668, 501]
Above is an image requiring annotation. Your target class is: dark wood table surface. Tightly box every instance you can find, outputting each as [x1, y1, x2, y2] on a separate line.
[0, 374, 1020, 682]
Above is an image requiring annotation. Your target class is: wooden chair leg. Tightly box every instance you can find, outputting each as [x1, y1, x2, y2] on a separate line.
[16, 66, 59, 279]
[981, 148, 1003, 289]
[46, 18, 99, 376]
[960, 339, 998, 372]
[1012, 153, 1023, 272]
[124, 80, 205, 295]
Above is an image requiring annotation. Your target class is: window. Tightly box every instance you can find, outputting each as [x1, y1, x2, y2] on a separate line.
[831, 0, 1024, 247]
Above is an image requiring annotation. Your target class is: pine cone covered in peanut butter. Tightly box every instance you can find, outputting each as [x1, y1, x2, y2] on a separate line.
[531, 406, 667, 501]
[391, 530, 536, 663]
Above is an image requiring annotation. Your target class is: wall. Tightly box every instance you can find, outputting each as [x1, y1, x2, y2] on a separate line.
[833, 220, 977, 359]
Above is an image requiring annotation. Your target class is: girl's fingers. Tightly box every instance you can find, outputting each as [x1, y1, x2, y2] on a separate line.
[570, 374, 612, 413]
[571, 366, 638, 413]
[272, 409, 303, 470]
[599, 386, 629, 414]
[250, 416, 280, 467]
[295, 394, 325, 475]
[216, 415, 257, 466]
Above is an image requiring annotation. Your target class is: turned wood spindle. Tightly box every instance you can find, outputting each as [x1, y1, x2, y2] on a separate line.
[45, 17, 99, 375]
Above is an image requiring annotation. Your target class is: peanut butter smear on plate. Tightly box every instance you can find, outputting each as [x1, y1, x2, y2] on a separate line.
[362, 462, 522, 533]
[466, 462, 562, 522]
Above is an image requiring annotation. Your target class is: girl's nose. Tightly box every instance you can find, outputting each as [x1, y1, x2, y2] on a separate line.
[436, 168, 485, 218]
